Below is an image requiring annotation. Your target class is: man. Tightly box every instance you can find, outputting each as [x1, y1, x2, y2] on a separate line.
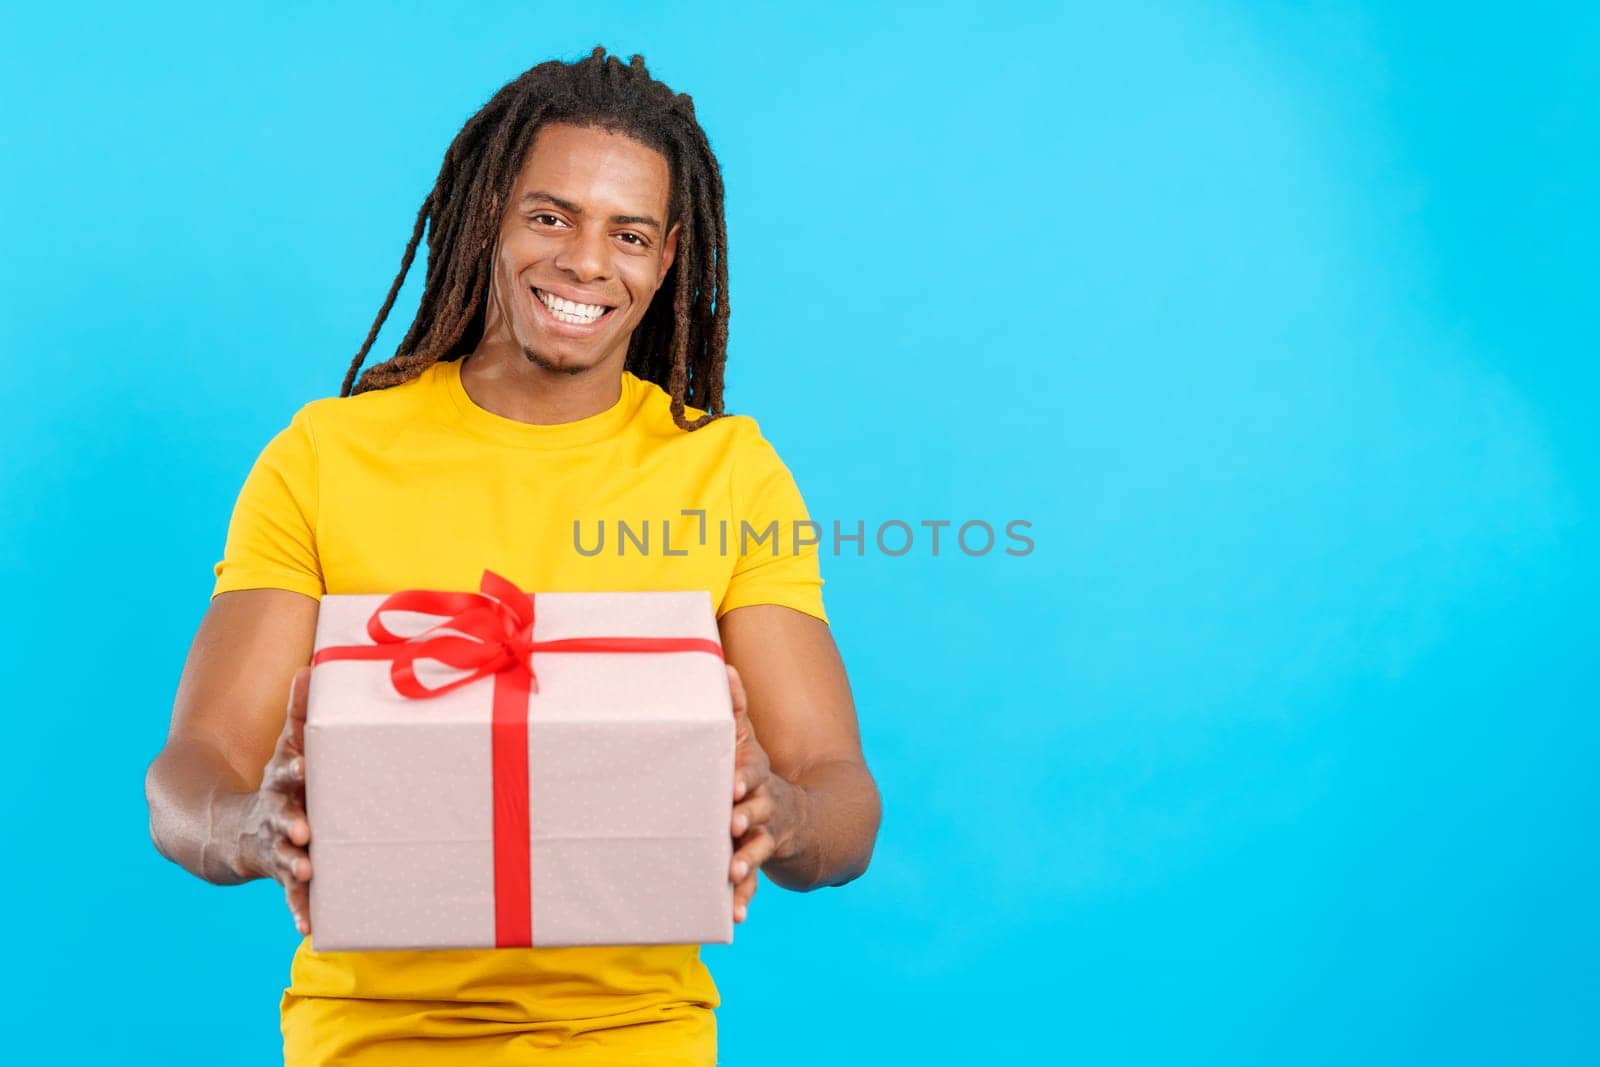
[145, 47, 880, 1065]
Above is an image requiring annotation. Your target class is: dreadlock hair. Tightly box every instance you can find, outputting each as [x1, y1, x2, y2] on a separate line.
[339, 46, 728, 431]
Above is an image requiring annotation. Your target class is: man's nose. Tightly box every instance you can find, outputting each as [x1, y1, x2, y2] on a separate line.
[553, 224, 610, 281]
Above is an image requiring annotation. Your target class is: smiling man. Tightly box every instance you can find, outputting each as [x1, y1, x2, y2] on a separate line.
[464, 120, 686, 426]
[145, 48, 881, 1066]
[470, 123, 682, 417]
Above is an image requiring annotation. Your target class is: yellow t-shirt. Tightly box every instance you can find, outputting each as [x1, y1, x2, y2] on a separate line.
[212, 357, 827, 1065]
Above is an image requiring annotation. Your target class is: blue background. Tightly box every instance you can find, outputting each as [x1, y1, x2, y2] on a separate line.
[3, 2, 1595, 1062]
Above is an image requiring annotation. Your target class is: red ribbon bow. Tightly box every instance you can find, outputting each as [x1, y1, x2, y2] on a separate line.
[311, 569, 725, 947]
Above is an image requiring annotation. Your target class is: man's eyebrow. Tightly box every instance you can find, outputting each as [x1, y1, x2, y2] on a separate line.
[520, 191, 663, 232]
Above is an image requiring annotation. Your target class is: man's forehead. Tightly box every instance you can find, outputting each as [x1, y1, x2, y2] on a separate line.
[513, 124, 672, 214]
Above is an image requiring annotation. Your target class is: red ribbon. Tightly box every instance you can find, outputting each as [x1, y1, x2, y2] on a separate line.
[310, 569, 725, 948]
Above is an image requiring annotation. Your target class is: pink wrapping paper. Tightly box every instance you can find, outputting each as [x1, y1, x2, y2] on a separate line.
[305, 588, 735, 952]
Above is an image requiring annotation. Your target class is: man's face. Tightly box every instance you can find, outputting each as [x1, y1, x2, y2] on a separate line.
[484, 122, 680, 375]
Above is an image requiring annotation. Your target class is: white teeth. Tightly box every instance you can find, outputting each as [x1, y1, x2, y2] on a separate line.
[535, 289, 608, 324]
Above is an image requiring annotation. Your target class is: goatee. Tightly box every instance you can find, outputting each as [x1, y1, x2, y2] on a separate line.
[521, 345, 587, 376]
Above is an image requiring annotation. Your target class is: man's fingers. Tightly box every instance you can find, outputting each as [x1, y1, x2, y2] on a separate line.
[732, 754, 770, 803]
[733, 871, 758, 923]
[730, 788, 775, 839]
[273, 836, 311, 884]
[729, 827, 777, 884]
[285, 880, 311, 936]
[271, 804, 311, 848]
[264, 753, 306, 794]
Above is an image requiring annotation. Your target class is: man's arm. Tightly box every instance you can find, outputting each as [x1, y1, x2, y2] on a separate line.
[720, 605, 881, 893]
[145, 589, 320, 928]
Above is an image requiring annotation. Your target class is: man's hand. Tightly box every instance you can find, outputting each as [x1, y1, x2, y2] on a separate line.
[726, 664, 810, 923]
[235, 665, 315, 935]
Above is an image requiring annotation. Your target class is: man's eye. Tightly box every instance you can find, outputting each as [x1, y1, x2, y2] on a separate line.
[618, 233, 645, 246]
[530, 213, 562, 226]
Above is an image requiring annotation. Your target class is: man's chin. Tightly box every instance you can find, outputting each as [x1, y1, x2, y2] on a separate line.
[520, 345, 597, 376]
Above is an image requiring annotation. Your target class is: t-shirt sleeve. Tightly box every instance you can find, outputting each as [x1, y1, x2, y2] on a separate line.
[718, 419, 829, 624]
[211, 405, 325, 601]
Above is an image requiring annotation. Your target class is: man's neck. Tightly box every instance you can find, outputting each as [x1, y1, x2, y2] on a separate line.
[458, 343, 624, 426]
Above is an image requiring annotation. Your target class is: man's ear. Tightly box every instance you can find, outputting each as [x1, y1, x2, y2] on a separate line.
[657, 222, 681, 285]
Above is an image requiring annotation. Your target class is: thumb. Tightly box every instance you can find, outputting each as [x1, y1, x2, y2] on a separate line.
[726, 664, 748, 724]
[286, 665, 312, 740]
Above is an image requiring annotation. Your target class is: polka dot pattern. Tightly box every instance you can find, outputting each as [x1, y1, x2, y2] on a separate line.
[305, 589, 736, 952]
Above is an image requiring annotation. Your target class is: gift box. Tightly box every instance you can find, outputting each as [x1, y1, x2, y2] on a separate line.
[304, 570, 735, 952]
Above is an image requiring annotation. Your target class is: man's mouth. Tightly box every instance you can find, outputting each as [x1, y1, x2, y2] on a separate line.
[533, 288, 615, 326]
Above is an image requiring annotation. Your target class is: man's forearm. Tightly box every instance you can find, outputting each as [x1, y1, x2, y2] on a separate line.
[764, 758, 882, 892]
[145, 738, 259, 886]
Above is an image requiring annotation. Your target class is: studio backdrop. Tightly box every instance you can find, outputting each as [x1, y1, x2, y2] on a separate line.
[2, 2, 1595, 1063]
